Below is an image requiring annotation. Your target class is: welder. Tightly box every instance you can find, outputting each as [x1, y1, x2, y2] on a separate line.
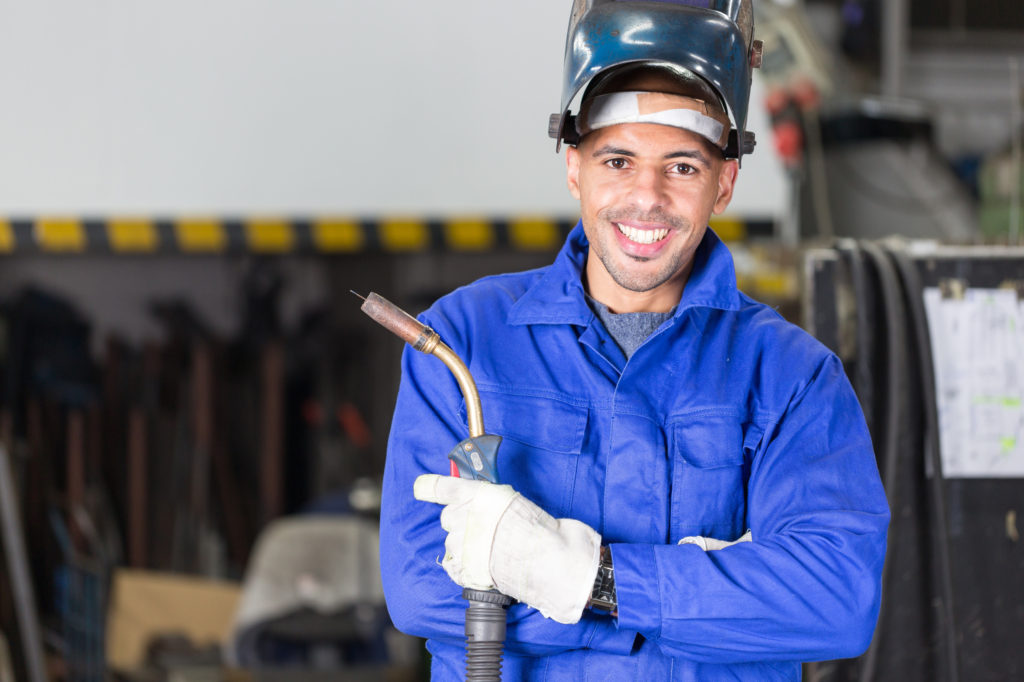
[380, 1, 889, 679]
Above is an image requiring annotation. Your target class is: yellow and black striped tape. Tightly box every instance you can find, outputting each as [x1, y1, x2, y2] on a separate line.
[0, 216, 772, 255]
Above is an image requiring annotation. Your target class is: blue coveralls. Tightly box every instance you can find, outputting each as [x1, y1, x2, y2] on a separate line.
[380, 224, 890, 681]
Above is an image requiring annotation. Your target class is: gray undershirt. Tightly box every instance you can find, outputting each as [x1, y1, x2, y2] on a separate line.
[588, 297, 676, 359]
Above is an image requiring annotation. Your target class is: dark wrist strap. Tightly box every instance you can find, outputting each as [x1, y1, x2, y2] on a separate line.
[589, 545, 617, 614]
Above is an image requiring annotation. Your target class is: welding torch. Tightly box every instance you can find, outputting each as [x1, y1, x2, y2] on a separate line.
[357, 291, 512, 682]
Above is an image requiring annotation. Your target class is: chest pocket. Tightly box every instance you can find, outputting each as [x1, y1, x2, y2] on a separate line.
[464, 390, 587, 518]
[670, 416, 761, 542]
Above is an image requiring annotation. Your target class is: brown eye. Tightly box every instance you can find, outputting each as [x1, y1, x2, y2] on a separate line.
[673, 163, 696, 175]
[605, 158, 627, 169]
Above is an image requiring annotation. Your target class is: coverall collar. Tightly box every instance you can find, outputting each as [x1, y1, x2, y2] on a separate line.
[507, 221, 743, 328]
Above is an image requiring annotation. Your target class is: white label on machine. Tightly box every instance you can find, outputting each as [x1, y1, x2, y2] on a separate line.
[924, 286, 1024, 478]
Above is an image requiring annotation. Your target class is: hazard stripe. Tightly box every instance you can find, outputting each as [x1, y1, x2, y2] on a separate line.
[509, 218, 560, 250]
[709, 216, 747, 242]
[0, 216, 772, 254]
[245, 218, 294, 253]
[0, 220, 14, 253]
[36, 218, 86, 252]
[313, 219, 363, 252]
[444, 218, 494, 251]
[107, 218, 158, 252]
[380, 219, 429, 251]
[175, 218, 227, 253]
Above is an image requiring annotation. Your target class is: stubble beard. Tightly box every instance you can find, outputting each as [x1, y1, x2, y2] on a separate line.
[591, 208, 692, 293]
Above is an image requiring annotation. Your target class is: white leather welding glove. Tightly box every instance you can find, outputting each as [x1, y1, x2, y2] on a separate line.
[414, 474, 601, 624]
[678, 529, 752, 551]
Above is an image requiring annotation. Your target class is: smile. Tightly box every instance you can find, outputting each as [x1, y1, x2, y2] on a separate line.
[615, 223, 670, 245]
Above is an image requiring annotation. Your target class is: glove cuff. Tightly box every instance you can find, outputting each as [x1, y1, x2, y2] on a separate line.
[490, 497, 600, 624]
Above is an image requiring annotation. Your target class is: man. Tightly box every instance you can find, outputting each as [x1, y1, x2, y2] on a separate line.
[380, 2, 889, 679]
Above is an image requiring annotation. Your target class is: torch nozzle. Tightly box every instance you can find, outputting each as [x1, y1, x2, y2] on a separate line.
[359, 292, 438, 351]
[359, 292, 484, 439]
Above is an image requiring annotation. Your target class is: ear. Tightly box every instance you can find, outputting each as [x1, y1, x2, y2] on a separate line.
[566, 146, 582, 201]
[712, 159, 739, 215]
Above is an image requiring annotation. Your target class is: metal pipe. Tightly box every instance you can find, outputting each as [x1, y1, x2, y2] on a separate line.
[432, 344, 485, 439]
[1010, 58, 1022, 245]
[881, 0, 909, 98]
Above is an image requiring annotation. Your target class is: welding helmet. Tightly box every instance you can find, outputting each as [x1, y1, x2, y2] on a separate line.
[549, 0, 761, 160]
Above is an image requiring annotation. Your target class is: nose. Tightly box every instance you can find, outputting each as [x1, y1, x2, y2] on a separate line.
[627, 165, 669, 211]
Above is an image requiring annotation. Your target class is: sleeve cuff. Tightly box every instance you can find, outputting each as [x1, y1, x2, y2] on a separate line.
[608, 543, 662, 639]
[586, 617, 639, 655]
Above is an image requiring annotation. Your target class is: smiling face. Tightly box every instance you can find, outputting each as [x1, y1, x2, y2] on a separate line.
[567, 121, 738, 313]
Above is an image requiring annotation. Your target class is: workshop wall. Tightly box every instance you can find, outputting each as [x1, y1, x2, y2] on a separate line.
[0, 0, 787, 218]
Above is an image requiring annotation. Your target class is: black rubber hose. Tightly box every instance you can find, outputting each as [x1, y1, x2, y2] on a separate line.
[857, 241, 908, 682]
[886, 245, 959, 682]
[463, 588, 514, 681]
[836, 240, 876, 435]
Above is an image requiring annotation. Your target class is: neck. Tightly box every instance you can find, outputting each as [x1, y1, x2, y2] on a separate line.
[584, 258, 692, 313]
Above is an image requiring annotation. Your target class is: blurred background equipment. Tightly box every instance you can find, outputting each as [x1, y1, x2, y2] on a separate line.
[803, 240, 1024, 681]
[0, 443, 48, 682]
[226, 515, 410, 676]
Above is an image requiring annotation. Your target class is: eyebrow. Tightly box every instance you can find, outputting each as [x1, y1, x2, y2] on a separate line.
[591, 145, 635, 158]
[664, 149, 711, 168]
[591, 145, 711, 169]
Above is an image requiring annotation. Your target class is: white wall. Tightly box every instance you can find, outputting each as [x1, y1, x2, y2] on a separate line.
[0, 0, 787, 218]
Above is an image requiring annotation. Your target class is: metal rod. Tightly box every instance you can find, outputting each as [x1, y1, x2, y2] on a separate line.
[260, 342, 284, 524]
[128, 407, 147, 568]
[881, 0, 909, 98]
[1010, 58, 1022, 245]
[802, 107, 834, 240]
[67, 410, 86, 555]
[0, 445, 48, 682]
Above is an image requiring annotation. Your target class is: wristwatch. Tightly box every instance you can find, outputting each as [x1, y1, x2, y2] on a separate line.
[588, 545, 617, 614]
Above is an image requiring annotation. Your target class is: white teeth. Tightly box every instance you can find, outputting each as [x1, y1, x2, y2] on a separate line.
[615, 223, 669, 245]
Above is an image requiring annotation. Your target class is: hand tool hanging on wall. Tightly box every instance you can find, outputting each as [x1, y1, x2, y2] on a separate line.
[357, 291, 511, 682]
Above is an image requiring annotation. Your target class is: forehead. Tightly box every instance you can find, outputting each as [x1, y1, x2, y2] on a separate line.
[580, 121, 720, 160]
